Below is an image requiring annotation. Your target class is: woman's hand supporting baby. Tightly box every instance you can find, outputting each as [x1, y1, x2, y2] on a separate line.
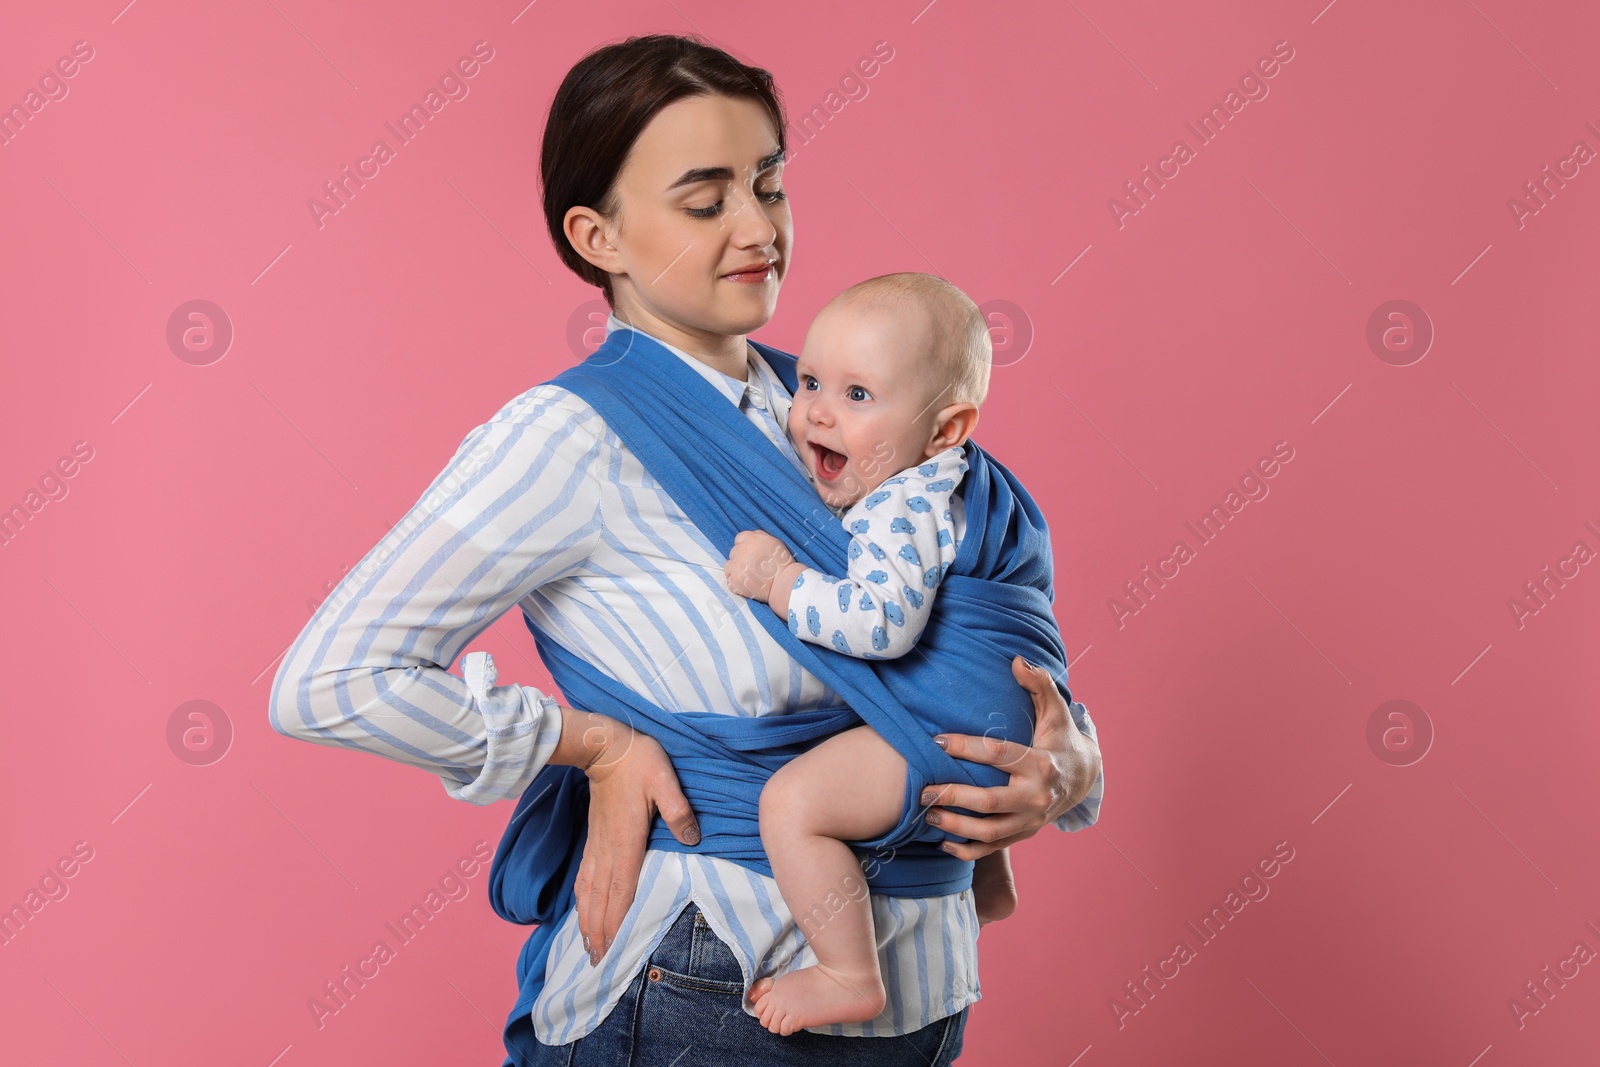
[725, 530, 807, 617]
[920, 657, 1102, 860]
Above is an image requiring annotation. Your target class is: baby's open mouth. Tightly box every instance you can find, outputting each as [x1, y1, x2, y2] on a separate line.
[811, 443, 848, 482]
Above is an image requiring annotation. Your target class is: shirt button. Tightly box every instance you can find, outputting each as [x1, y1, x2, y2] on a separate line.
[647, 967, 663, 982]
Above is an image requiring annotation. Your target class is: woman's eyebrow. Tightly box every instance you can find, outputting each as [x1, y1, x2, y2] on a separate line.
[667, 149, 785, 191]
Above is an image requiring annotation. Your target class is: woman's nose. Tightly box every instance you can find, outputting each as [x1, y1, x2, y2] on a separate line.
[726, 188, 778, 248]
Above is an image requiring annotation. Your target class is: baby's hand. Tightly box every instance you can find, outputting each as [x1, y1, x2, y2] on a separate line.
[725, 531, 795, 603]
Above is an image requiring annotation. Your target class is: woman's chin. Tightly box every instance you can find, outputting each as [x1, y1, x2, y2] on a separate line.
[715, 289, 779, 330]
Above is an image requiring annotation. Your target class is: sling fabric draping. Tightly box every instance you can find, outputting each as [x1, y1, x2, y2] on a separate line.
[489, 327, 1067, 1063]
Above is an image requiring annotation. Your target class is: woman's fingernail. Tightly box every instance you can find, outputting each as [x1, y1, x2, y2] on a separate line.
[582, 934, 591, 954]
[933, 736, 948, 750]
[925, 810, 941, 826]
[1022, 657, 1036, 670]
[684, 824, 701, 844]
[920, 790, 937, 806]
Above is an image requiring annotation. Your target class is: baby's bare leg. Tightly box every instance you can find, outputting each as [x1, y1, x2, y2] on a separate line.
[751, 724, 909, 1035]
[972, 847, 1018, 926]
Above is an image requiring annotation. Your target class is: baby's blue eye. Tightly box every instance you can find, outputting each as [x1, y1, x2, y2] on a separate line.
[848, 386, 870, 402]
[802, 376, 818, 391]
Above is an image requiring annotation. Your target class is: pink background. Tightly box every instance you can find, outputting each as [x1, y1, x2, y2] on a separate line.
[3, 1, 1597, 1064]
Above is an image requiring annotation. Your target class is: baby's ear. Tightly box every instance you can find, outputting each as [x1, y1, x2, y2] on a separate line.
[930, 403, 979, 452]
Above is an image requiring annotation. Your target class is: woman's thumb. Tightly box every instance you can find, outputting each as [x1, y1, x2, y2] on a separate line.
[1012, 655, 1045, 688]
[655, 778, 701, 846]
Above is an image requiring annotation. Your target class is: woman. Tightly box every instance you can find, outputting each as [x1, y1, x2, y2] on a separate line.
[270, 33, 1103, 1066]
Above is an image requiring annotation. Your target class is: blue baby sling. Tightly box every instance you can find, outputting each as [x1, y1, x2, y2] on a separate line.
[490, 325, 1069, 1064]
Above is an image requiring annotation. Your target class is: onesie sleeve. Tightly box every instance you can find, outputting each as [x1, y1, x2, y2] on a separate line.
[785, 446, 968, 659]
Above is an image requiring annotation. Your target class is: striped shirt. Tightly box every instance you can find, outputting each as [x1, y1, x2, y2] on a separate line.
[268, 311, 1103, 1042]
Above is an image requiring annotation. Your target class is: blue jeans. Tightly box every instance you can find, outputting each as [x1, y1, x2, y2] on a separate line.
[520, 901, 968, 1066]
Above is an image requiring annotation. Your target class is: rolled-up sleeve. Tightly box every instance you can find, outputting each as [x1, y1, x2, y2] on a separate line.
[268, 386, 607, 804]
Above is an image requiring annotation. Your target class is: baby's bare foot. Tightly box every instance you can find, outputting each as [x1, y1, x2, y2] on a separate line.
[748, 964, 886, 1036]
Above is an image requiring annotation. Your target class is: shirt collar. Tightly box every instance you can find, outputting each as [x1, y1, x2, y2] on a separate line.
[604, 311, 773, 408]
[603, 311, 847, 514]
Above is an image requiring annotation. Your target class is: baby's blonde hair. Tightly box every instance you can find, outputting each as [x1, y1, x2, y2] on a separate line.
[832, 272, 992, 409]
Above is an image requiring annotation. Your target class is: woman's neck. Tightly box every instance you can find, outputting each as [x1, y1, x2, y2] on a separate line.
[610, 302, 749, 381]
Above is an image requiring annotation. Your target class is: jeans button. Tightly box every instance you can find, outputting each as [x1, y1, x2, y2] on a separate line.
[647, 967, 662, 982]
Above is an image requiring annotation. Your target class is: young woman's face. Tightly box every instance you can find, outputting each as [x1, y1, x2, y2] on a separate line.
[598, 94, 791, 344]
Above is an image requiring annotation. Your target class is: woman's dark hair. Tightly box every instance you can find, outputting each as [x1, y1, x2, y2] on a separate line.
[541, 34, 788, 306]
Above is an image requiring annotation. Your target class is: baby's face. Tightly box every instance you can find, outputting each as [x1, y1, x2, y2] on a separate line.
[789, 298, 946, 510]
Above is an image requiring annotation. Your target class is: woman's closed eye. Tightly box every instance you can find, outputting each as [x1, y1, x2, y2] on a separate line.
[686, 187, 787, 219]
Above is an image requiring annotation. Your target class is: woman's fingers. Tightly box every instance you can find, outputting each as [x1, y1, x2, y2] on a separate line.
[929, 806, 1032, 847]
[652, 764, 702, 847]
[579, 732, 700, 966]
[578, 802, 639, 966]
[925, 658, 1064, 771]
[914, 656, 1098, 862]
[574, 851, 600, 964]
[933, 729, 1031, 773]
[594, 754, 699, 960]
[1012, 655, 1070, 735]
[939, 829, 1029, 861]
[919, 780, 1011, 817]
[916, 657, 1078, 854]
[597, 822, 645, 963]
[918, 780, 1030, 852]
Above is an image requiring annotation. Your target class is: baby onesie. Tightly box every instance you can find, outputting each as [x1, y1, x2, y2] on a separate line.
[786, 445, 969, 659]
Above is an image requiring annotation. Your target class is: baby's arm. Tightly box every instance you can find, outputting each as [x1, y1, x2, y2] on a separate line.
[783, 449, 967, 659]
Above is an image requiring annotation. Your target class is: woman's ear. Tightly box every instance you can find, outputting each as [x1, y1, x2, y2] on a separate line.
[565, 205, 623, 277]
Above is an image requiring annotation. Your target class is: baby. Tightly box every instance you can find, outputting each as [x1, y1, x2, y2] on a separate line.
[724, 272, 1032, 1036]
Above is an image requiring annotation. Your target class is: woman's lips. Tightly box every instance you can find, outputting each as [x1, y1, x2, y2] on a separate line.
[721, 264, 774, 284]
